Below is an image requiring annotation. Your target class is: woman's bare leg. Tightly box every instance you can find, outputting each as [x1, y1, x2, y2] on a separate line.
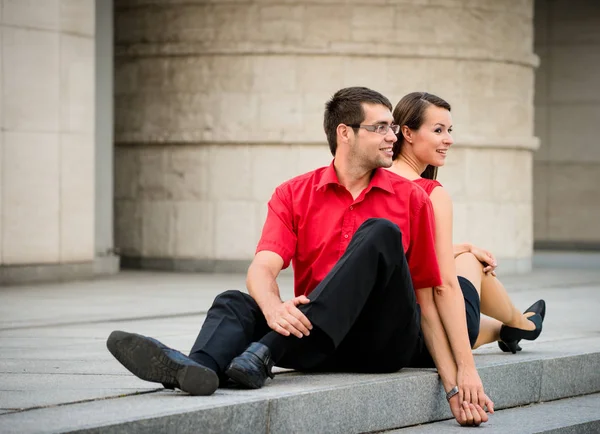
[454, 253, 534, 347]
[473, 317, 500, 349]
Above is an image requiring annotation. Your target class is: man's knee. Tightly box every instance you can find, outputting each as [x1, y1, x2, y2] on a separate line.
[358, 218, 403, 251]
[212, 290, 255, 309]
[360, 218, 402, 237]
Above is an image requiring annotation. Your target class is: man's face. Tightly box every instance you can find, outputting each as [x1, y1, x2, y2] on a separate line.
[349, 103, 397, 170]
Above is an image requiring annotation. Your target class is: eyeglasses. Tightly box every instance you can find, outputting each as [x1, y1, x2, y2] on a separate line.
[348, 123, 400, 135]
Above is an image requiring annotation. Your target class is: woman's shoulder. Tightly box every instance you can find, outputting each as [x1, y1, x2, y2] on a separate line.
[413, 178, 443, 196]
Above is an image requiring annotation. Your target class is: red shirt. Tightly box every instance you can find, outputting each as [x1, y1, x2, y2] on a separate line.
[256, 162, 441, 297]
[414, 178, 443, 196]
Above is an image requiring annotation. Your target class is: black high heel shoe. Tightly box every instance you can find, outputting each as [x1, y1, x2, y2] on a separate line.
[498, 300, 546, 354]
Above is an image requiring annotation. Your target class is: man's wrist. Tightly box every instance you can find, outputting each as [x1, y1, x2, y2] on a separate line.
[446, 386, 459, 401]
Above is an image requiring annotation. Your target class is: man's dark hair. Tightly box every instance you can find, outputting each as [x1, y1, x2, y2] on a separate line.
[324, 87, 393, 156]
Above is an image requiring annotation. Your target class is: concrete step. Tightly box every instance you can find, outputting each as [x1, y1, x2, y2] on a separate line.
[1, 337, 599, 434]
[389, 393, 600, 433]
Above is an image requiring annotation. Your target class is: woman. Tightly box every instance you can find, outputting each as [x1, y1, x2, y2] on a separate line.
[389, 91, 545, 424]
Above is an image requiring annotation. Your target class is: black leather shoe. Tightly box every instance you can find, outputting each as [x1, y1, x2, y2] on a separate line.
[499, 299, 546, 354]
[225, 342, 275, 389]
[106, 330, 218, 396]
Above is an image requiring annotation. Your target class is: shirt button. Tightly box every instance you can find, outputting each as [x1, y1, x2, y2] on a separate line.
[344, 234, 349, 239]
[349, 206, 353, 210]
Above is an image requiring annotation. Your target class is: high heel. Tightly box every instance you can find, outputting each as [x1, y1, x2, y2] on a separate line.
[498, 299, 546, 354]
[498, 314, 543, 354]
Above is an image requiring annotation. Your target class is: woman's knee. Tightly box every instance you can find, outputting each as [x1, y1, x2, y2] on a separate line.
[455, 252, 484, 275]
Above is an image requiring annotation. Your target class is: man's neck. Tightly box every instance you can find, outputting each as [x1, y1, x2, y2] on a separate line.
[334, 159, 374, 200]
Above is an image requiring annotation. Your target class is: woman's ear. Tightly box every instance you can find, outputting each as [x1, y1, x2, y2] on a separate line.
[401, 125, 412, 143]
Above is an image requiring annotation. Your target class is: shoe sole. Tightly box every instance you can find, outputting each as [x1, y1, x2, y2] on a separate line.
[224, 362, 264, 389]
[106, 331, 218, 396]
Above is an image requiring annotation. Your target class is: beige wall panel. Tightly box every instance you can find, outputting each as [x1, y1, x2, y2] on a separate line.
[491, 150, 532, 204]
[60, 34, 94, 133]
[214, 201, 259, 260]
[548, 104, 600, 163]
[114, 147, 139, 200]
[257, 93, 304, 141]
[550, 46, 600, 103]
[114, 200, 141, 256]
[464, 149, 495, 202]
[167, 146, 210, 201]
[2, 27, 59, 132]
[254, 5, 303, 43]
[60, 0, 95, 36]
[533, 161, 548, 241]
[450, 202, 469, 246]
[60, 133, 94, 261]
[2, 0, 59, 30]
[2, 132, 59, 264]
[534, 104, 549, 161]
[0, 133, 3, 263]
[494, 203, 519, 258]
[173, 201, 214, 258]
[251, 145, 301, 202]
[534, 0, 549, 45]
[208, 145, 253, 201]
[551, 0, 600, 43]
[293, 145, 332, 176]
[515, 203, 533, 258]
[436, 147, 467, 201]
[547, 163, 600, 242]
[534, 47, 549, 106]
[140, 201, 175, 257]
[138, 147, 168, 200]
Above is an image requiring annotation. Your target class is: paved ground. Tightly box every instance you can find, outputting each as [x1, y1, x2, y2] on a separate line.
[1, 256, 599, 432]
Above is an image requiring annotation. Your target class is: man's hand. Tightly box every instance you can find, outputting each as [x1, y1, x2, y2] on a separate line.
[448, 394, 494, 427]
[265, 296, 312, 338]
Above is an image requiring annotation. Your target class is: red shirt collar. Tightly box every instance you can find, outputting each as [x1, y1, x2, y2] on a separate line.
[316, 160, 395, 195]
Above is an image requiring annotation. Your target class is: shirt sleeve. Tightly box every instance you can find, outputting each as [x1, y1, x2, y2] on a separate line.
[255, 184, 297, 269]
[407, 193, 442, 289]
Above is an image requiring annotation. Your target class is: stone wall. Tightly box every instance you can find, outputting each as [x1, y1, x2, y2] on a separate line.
[0, 0, 96, 282]
[534, 0, 600, 249]
[114, 0, 537, 273]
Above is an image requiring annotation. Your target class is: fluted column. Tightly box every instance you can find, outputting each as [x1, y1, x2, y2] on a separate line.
[114, 0, 537, 273]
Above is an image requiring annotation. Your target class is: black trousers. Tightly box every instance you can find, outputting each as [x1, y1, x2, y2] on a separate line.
[189, 218, 422, 376]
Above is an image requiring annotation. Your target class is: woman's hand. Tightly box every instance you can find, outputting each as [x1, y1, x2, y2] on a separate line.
[456, 365, 490, 409]
[469, 245, 497, 275]
[448, 394, 493, 426]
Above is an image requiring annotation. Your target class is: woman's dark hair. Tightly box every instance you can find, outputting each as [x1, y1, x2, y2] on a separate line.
[392, 92, 451, 180]
[324, 87, 392, 156]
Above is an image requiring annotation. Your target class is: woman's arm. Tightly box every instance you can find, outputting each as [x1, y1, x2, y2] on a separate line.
[415, 286, 489, 426]
[453, 243, 472, 258]
[429, 186, 488, 408]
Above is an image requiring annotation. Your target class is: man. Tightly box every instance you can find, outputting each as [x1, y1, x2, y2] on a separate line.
[107, 87, 485, 425]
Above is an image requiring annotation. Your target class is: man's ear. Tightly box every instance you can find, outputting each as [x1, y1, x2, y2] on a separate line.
[337, 123, 353, 145]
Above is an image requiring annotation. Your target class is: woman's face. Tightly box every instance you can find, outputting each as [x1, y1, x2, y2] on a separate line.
[406, 105, 453, 167]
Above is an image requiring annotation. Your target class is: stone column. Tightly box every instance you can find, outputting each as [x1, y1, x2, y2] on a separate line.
[0, 0, 96, 284]
[114, 0, 537, 273]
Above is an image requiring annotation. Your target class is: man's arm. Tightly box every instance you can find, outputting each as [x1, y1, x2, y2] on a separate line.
[247, 250, 312, 338]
